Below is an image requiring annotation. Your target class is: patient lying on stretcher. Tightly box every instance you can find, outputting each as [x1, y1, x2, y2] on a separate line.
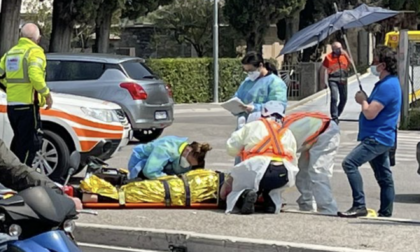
[127, 136, 212, 180]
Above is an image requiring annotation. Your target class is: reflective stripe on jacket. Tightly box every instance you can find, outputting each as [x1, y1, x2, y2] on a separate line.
[240, 118, 294, 162]
[0, 38, 49, 106]
[282, 112, 331, 150]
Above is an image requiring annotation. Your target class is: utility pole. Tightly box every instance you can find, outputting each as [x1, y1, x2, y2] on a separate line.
[398, 30, 409, 127]
[213, 0, 219, 103]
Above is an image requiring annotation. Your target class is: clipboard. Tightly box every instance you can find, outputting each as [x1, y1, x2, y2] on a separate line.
[220, 97, 247, 114]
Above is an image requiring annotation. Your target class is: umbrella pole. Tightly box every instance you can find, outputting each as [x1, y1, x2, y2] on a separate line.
[333, 3, 363, 91]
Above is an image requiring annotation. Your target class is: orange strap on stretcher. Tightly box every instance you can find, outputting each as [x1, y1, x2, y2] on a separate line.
[241, 118, 293, 161]
[282, 112, 331, 146]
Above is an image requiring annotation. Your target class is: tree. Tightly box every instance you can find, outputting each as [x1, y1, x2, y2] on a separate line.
[382, 0, 420, 10]
[292, 0, 356, 62]
[0, 0, 23, 56]
[368, 0, 419, 44]
[21, 0, 53, 50]
[276, 0, 307, 64]
[149, 0, 214, 57]
[121, 0, 173, 20]
[93, 0, 125, 53]
[93, 0, 173, 53]
[49, 0, 101, 52]
[223, 0, 305, 53]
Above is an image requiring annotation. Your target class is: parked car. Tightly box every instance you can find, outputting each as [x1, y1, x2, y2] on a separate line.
[45, 53, 174, 142]
[0, 89, 132, 183]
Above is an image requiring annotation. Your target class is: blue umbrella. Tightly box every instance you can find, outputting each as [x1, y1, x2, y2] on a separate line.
[279, 4, 399, 56]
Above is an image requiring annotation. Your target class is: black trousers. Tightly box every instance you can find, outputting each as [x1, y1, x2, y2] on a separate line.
[259, 163, 289, 194]
[329, 80, 348, 120]
[7, 104, 42, 166]
[236, 163, 289, 210]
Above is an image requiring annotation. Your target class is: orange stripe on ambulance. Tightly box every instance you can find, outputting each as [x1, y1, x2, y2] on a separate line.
[0, 91, 132, 182]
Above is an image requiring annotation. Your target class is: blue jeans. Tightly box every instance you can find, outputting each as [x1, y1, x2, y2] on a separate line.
[329, 80, 348, 120]
[342, 138, 394, 217]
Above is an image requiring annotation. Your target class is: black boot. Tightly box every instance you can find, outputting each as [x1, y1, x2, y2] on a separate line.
[338, 206, 368, 218]
[239, 189, 257, 215]
[262, 192, 276, 213]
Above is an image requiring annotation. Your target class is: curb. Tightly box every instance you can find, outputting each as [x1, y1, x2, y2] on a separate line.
[75, 223, 383, 252]
[174, 107, 226, 114]
[174, 72, 371, 115]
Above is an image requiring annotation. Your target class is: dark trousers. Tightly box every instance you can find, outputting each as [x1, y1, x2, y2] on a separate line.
[7, 104, 42, 166]
[236, 163, 289, 209]
[259, 163, 289, 192]
[259, 163, 289, 208]
[329, 80, 348, 120]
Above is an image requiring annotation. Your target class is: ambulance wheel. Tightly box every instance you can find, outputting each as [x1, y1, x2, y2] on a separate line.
[32, 129, 70, 183]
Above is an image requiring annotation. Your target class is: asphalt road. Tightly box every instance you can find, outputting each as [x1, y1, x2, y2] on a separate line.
[77, 74, 420, 252]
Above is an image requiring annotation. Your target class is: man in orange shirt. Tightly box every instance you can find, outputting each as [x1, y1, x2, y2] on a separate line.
[320, 42, 351, 124]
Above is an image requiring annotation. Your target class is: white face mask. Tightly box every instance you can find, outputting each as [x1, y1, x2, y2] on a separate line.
[180, 156, 191, 169]
[370, 65, 381, 77]
[248, 70, 260, 81]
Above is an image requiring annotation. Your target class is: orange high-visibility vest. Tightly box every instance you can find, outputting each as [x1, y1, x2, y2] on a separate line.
[282, 112, 331, 147]
[323, 53, 349, 76]
[240, 118, 294, 162]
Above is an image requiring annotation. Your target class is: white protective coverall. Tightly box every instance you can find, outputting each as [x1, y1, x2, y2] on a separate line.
[225, 118, 299, 214]
[283, 112, 340, 214]
[247, 111, 340, 214]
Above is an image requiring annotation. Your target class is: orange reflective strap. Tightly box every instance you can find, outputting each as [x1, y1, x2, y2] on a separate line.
[305, 119, 331, 146]
[260, 118, 283, 154]
[283, 112, 331, 147]
[241, 118, 293, 161]
[283, 112, 329, 128]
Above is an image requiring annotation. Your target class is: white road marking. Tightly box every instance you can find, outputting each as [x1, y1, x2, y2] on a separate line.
[79, 242, 162, 252]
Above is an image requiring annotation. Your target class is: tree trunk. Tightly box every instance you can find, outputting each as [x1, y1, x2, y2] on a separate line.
[49, 0, 73, 52]
[0, 0, 22, 56]
[246, 32, 263, 54]
[93, 3, 113, 53]
[194, 45, 204, 57]
[283, 12, 301, 65]
[246, 32, 257, 53]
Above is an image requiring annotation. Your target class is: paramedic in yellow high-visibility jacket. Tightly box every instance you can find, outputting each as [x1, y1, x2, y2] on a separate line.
[0, 23, 53, 166]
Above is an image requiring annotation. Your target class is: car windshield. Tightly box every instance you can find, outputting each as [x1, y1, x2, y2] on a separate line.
[121, 60, 158, 80]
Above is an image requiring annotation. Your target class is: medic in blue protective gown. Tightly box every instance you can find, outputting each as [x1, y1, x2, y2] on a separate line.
[232, 51, 288, 165]
[127, 136, 212, 180]
[234, 52, 287, 121]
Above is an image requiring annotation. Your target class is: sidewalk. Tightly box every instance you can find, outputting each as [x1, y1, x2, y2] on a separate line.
[77, 209, 419, 252]
[174, 100, 300, 114]
[174, 72, 367, 115]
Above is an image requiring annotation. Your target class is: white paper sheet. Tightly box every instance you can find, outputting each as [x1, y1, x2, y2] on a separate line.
[220, 97, 246, 114]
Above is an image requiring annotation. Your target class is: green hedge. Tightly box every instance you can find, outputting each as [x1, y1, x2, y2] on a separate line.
[146, 58, 246, 103]
[400, 108, 420, 130]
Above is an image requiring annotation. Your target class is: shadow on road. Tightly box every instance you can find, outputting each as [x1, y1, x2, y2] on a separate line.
[394, 194, 420, 204]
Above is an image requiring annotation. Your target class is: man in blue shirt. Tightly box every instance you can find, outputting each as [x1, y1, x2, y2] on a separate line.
[339, 45, 401, 218]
